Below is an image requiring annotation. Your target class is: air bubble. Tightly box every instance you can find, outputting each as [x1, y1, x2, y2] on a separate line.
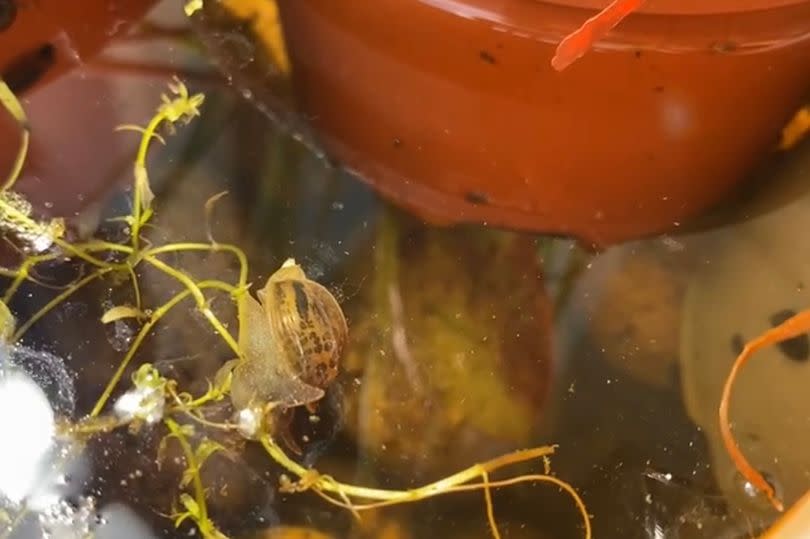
[737, 469, 783, 508]
[236, 407, 260, 439]
[38, 495, 98, 539]
[113, 373, 166, 425]
[5, 345, 75, 416]
[101, 299, 136, 353]
[0, 369, 55, 503]
[742, 480, 759, 499]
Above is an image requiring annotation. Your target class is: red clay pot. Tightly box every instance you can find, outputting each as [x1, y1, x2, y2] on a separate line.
[0, 0, 161, 218]
[0, 0, 158, 94]
[274, 0, 810, 246]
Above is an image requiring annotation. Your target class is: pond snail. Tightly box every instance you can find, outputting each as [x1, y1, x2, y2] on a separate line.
[226, 258, 348, 415]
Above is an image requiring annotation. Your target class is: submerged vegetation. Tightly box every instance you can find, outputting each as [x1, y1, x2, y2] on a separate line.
[0, 76, 591, 538]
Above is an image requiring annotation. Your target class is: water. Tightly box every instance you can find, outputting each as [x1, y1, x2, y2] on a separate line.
[1, 1, 809, 538]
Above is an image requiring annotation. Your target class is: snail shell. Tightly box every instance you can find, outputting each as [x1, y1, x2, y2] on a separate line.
[230, 259, 348, 411]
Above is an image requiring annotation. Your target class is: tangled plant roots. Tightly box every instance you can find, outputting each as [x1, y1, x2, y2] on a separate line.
[0, 74, 591, 539]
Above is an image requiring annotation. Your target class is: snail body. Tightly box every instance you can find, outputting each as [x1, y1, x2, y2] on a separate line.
[228, 258, 347, 412]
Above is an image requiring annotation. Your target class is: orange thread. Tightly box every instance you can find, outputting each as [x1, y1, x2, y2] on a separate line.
[719, 309, 810, 512]
[552, 0, 647, 71]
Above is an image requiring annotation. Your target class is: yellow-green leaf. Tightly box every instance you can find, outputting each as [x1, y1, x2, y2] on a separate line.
[0, 300, 15, 343]
[134, 164, 155, 213]
[185, 0, 203, 16]
[179, 493, 200, 517]
[195, 439, 225, 466]
[101, 305, 145, 324]
[0, 79, 26, 126]
[180, 468, 197, 489]
[0, 79, 30, 191]
[173, 510, 193, 528]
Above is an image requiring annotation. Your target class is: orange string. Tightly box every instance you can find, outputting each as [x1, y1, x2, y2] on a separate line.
[552, 0, 647, 71]
[719, 309, 810, 513]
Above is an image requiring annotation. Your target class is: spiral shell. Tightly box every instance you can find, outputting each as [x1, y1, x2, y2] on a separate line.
[229, 259, 347, 410]
[258, 259, 348, 390]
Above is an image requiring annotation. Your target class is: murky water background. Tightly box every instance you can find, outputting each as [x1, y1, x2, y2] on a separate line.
[1, 1, 809, 538]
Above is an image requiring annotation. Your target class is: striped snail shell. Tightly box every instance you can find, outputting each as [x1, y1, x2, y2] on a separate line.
[230, 259, 348, 411]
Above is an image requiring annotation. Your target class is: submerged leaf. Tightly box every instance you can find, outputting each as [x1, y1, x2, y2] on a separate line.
[180, 468, 196, 489]
[159, 78, 205, 124]
[204, 190, 230, 244]
[0, 300, 15, 343]
[173, 510, 194, 528]
[185, 0, 204, 17]
[0, 79, 29, 191]
[195, 439, 225, 466]
[134, 164, 156, 213]
[0, 79, 26, 126]
[179, 493, 200, 518]
[101, 305, 146, 324]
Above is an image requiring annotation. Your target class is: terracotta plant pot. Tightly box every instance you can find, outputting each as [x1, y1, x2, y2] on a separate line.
[0, 0, 171, 221]
[0, 0, 158, 94]
[272, 0, 810, 246]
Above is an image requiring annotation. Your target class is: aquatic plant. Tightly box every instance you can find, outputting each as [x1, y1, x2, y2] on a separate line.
[0, 75, 590, 539]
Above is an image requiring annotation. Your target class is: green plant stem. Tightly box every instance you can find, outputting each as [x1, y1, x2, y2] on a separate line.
[13, 266, 115, 341]
[143, 255, 240, 356]
[1, 241, 130, 304]
[0, 79, 29, 192]
[3, 253, 61, 303]
[144, 242, 249, 345]
[165, 418, 209, 524]
[131, 112, 166, 252]
[90, 279, 234, 417]
[262, 435, 553, 503]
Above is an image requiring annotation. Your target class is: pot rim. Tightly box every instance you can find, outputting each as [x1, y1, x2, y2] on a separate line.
[416, 0, 810, 51]
[535, 0, 810, 15]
